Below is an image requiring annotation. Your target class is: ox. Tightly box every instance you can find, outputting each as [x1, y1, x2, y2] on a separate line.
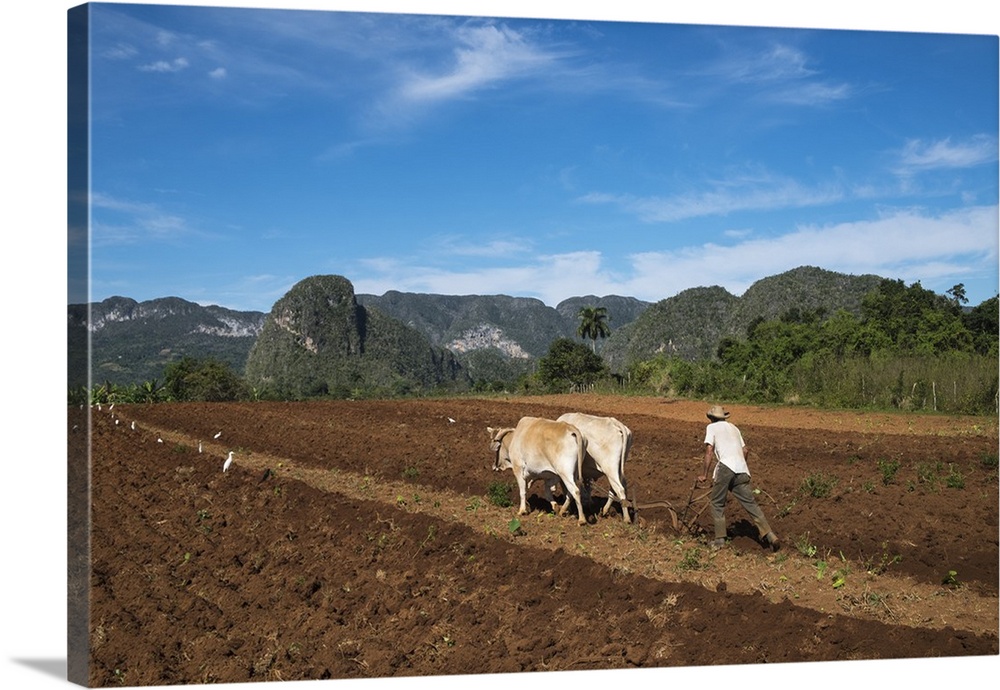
[556, 412, 633, 523]
[488, 417, 589, 525]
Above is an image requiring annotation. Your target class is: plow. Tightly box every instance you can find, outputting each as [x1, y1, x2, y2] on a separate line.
[585, 478, 713, 535]
[627, 478, 713, 534]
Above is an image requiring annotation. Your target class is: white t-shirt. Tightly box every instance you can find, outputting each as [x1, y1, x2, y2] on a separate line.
[704, 420, 749, 478]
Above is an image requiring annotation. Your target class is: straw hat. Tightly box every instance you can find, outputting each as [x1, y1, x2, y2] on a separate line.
[706, 405, 731, 421]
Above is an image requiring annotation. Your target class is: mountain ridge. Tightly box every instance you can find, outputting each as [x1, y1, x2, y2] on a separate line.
[71, 266, 911, 389]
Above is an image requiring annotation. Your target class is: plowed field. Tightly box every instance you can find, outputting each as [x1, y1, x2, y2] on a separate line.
[77, 395, 998, 686]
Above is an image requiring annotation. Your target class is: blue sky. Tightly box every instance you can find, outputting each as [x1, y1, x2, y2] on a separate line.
[81, 1, 999, 312]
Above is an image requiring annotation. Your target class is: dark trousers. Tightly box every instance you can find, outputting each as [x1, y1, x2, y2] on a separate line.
[710, 463, 773, 540]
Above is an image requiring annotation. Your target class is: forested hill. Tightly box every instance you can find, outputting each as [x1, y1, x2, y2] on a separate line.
[601, 266, 886, 368]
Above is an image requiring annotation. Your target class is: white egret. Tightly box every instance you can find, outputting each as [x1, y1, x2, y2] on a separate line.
[223, 451, 234, 472]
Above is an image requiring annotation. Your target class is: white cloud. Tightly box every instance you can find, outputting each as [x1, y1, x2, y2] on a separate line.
[895, 135, 998, 175]
[350, 206, 997, 306]
[90, 193, 193, 246]
[623, 205, 998, 300]
[208, 67, 227, 79]
[352, 250, 619, 305]
[396, 23, 560, 104]
[580, 170, 845, 222]
[138, 57, 190, 73]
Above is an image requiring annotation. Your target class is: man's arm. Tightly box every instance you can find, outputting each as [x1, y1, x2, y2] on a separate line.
[698, 443, 714, 483]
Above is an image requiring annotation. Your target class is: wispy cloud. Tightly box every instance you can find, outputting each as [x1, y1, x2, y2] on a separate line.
[579, 168, 845, 222]
[701, 42, 854, 107]
[90, 193, 194, 246]
[138, 57, 190, 73]
[396, 23, 562, 104]
[895, 135, 998, 175]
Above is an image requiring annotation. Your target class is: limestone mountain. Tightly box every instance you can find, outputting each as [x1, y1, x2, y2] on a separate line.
[244, 275, 465, 398]
[68, 296, 265, 389]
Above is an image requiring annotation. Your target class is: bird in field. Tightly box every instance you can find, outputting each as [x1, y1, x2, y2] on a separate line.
[223, 451, 234, 472]
[198, 441, 203, 453]
[447, 417, 456, 423]
[131, 421, 136, 431]
[214, 431, 222, 439]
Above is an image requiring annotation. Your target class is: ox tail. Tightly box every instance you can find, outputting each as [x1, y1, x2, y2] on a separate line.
[618, 425, 633, 506]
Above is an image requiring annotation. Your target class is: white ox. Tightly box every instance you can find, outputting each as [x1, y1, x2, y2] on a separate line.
[488, 416, 588, 525]
[556, 412, 633, 523]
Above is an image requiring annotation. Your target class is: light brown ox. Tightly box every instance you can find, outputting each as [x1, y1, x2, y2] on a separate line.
[488, 416, 588, 525]
[557, 412, 633, 523]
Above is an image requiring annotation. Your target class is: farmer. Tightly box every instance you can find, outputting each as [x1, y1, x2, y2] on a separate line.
[698, 404, 780, 551]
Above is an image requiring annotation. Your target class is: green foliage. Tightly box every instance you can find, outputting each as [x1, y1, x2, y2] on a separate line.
[534, 338, 608, 391]
[795, 533, 818, 557]
[164, 356, 249, 402]
[616, 278, 997, 415]
[944, 464, 965, 489]
[800, 472, 838, 498]
[916, 461, 945, 491]
[676, 547, 706, 571]
[980, 452, 999, 471]
[877, 458, 901, 486]
[577, 305, 611, 352]
[486, 481, 514, 508]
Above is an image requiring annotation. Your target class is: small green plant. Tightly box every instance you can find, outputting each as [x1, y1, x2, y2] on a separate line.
[831, 568, 848, 589]
[795, 533, 818, 558]
[979, 452, 998, 471]
[916, 461, 944, 488]
[815, 560, 828, 580]
[508, 518, 524, 536]
[863, 542, 903, 575]
[677, 547, 705, 572]
[465, 497, 482, 512]
[402, 466, 420, 479]
[777, 499, 798, 518]
[876, 458, 900, 486]
[942, 570, 959, 588]
[800, 472, 837, 498]
[945, 464, 965, 489]
[862, 480, 875, 493]
[486, 481, 514, 508]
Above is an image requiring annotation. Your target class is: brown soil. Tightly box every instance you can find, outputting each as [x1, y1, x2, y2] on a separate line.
[79, 395, 999, 686]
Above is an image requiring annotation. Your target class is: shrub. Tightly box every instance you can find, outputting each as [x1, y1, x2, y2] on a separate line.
[800, 472, 838, 498]
[877, 458, 901, 486]
[945, 464, 965, 489]
[486, 481, 514, 508]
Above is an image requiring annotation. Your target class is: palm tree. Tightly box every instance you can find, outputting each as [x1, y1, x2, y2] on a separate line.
[577, 305, 611, 353]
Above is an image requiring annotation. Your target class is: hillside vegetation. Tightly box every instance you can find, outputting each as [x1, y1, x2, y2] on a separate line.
[72, 266, 998, 415]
